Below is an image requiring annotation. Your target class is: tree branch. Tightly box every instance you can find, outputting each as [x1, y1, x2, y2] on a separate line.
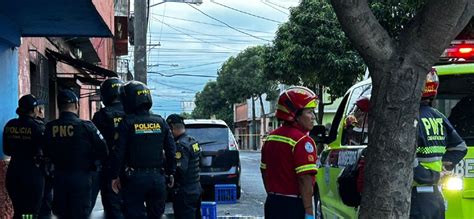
[330, 0, 396, 70]
[399, 0, 474, 67]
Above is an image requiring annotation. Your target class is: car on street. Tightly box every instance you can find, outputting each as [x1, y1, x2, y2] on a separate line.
[184, 119, 241, 199]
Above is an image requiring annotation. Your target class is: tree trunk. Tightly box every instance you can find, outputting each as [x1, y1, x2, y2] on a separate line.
[251, 96, 258, 150]
[258, 94, 267, 137]
[330, 0, 473, 218]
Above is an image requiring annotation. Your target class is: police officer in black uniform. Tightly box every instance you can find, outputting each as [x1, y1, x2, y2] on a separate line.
[90, 78, 125, 219]
[166, 114, 202, 219]
[110, 81, 176, 219]
[36, 102, 54, 219]
[4, 94, 45, 219]
[43, 89, 108, 219]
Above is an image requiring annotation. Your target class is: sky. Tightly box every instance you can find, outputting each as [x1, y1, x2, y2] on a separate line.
[125, 0, 300, 117]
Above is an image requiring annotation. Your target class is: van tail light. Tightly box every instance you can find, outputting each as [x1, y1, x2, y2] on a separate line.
[229, 134, 239, 150]
[227, 174, 238, 179]
[229, 142, 238, 151]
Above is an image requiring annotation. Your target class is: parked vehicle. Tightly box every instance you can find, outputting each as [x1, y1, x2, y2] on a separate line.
[184, 119, 241, 199]
[314, 41, 474, 219]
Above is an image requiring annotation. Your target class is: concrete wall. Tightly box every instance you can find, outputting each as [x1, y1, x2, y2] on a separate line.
[0, 44, 19, 158]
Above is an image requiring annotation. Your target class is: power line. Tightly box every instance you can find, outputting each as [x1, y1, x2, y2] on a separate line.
[149, 31, 274, 38]
[266, 0, 290, 10]
[155, 61, 223, 72]
[148, 71, 217, 78]
[261, 0, 288, 15]
[187, 3, 272, 42]
[151, 16, 272, 45]
[149, 79, 200, 92]
[150, 13, 275, 34]
[152, 17, 240, 51]
[210, 0, 282, 24]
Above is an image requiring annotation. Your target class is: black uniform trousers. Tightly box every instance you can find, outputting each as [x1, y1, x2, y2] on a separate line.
[172, 183, 202, 219]
[122, 170, 166, 219]
[264, 194, 305, 219]
[410, 186, 445, 219]
[38, 175, 53, 219]
[6, 162, 44, 219]
[91, 169, 125, 219]
[52, 170, 93, 219]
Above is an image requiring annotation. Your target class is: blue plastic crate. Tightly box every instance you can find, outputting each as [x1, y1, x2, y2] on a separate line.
[214, 184, 237, 204]
[201, 201, 217, 219]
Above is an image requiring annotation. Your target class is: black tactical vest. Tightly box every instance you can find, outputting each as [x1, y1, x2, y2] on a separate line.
[177, 134, 201, 185]
[125, 114, 166, 169]
[102, 107, 125, 148]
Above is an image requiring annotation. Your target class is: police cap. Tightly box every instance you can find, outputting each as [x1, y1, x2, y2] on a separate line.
[166, 114, 184, 126]
[17, 94, 44, 113]
[58, 89, 79, 104]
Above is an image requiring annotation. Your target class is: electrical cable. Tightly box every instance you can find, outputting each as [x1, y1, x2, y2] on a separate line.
[261, 0, 288, 15]
[153, 18, 240, 51]
[148, 71, 217, 78]
[150, 14, 275, 34]
[210, 0, 282, 23]
[187, 3, 272, 42]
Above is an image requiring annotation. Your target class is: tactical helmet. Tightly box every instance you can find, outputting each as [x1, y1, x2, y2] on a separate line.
[275, 86, 318, 122]
[120, 81, 152, 114]
[422, 68, 439, 98]
[100, 77, 123, 106]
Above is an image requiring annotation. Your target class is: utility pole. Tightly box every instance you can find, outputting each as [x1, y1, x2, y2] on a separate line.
[134, 0, 147, 84]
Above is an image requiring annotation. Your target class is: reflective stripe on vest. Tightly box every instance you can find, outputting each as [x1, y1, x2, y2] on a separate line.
[416, 146, 446, 155]
[295, 164, 317, 174]
[420, 160, 443, 172]
[265, 135, 298, 147]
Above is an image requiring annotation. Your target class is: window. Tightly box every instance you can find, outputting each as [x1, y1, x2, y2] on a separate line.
[185, 124, 230, 151]
[342, 84, 372, 146]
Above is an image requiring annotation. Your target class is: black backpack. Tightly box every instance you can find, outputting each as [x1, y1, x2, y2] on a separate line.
[337, 156, 362, 207]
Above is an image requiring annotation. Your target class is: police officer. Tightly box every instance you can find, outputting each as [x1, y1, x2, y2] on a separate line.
[411, 68, 467, 218]
[110, 81, 176, 219]
[260, 87, 319, 219]
[166, 114, 202, 219]
[4, 94, 45, 219]
[35, 102, 54, 219]
[90, 78, 125, 219]
[43, 89, 108, 219]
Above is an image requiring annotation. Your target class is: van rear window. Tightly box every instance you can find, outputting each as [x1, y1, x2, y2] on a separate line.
[185, 125, 229, 151]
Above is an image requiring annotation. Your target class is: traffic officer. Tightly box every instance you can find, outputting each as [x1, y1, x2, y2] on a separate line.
[110, 81, 176, 219]
[260, 86, 319, 219]
[3, 94, 45, 219]
[90, 78, 125, 219]
[166, 114, 202, 219]
[411, 68, 467, 218]
[43, 89, 108, 219]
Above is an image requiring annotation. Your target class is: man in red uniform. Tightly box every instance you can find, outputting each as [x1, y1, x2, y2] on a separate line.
[260, 86, 318, 219]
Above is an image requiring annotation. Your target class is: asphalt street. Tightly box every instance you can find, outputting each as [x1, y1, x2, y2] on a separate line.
[90, 151, 266, 218]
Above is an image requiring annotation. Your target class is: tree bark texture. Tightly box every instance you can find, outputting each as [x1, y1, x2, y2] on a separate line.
[331, 0, 473, 218]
